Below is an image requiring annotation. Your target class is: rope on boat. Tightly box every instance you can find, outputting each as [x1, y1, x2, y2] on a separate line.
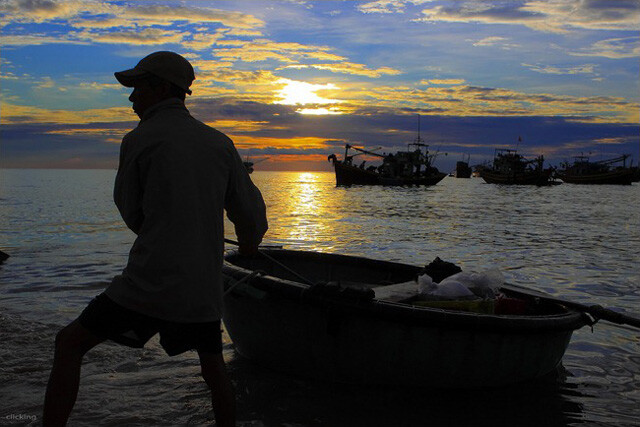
[257, 250, 315, 286]
[224, 238, 315, 286]
[224, 270, 265, 296]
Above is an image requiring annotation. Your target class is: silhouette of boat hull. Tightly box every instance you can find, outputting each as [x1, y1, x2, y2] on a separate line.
[480, 169, 553, 185]
[556, 155, 634, 185]
[556, 168, 633, 185]
[333, 160, 446, 186]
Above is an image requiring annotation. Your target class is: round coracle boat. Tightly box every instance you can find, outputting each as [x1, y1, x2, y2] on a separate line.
[222, 249, 590, 388]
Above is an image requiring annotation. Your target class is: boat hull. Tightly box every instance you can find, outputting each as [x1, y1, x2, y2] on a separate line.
[222, 250, 587, 388]
[556, 168, 634, 185]
[333, 161, 446, 186]
[479, 169, 553, 186]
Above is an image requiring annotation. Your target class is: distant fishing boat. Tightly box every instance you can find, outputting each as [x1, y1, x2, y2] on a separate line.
[454, 154, 472, 178]
[243, 161, 254, 174]
[472, 163, 489, 177]
[328, 117, 446, 186]
[222, 248, 594, 388]
[328, 143, 446, 186]
[480, 148, 554, 186]
[243, 156, 268, 175]
[555, 154, 634, 185]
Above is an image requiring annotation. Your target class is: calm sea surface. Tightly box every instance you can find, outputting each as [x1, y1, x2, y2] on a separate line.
[1, 169, 639, 426]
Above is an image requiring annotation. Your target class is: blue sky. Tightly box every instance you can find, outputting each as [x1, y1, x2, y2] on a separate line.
[1, 0, 638, 171]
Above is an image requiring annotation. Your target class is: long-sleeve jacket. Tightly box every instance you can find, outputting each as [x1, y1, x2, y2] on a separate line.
[105, 98, 268, 322]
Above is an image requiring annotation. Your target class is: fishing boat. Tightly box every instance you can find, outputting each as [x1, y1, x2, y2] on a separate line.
[472, 163, 489, 178]
[327, 122, 447, 188]
[480, 149, 554, 186]
[328, 144, 446, 186]
[222, 248, 591, 388]
[243, 156, 268, 175]
[243, 161, 254, 174]
[454, 155, 472, 178]
[555, 154, 634, 185]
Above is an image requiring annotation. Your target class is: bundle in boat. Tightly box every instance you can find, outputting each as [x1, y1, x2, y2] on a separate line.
[376, 263, 529, 315]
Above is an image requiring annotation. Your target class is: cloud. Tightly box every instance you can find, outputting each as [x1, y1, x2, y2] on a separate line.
[203, 120, 277, 133]
[470, 36, 521, 49]
[44, 127, 127, 144]
[188, 63, 283, 101]
[357, 0, 434, 14]
[0, 101, 133, 125]
[593, 136, 633, 145]
[77, 82, 122, 91]
[472, 36, 508, 47]
[229, 135, 330, 150]
[114, 4, 264, 29]
[421, 79, 466, 85]
[569, 37, 640, 59]
[521, 0, 640, 32]
[0, 33, 89, 46]
[0, 0, 264, 29]
[0, 0, 116, 24]
[0, 0, 265, 48]
[76, 27, 185, 45]
[299, 62, 402, 78]
[5, 72, 636, 128]
[202, 39, 400, 78]
[2, 95, 638, 170]
[211, 39, 345, 63]
[326, 82, 638, 123]
[413, 0, 640, 34]
[182, 32, 226, 50]
[521, 63, 598, 75]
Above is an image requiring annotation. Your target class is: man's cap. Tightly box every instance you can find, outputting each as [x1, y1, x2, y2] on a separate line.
[114, 51, 195, 95]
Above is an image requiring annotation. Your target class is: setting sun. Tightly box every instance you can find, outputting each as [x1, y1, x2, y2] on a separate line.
[274, 79, 343, 114]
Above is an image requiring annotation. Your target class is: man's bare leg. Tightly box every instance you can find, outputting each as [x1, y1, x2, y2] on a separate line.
[43, 320, 104, 426]
[198, 350, 236, 427]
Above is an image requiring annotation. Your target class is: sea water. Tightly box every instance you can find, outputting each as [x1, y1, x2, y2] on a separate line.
[1, 169, 639, 426]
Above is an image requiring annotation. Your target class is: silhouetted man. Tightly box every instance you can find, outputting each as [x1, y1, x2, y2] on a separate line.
[44, 51, 268, 427]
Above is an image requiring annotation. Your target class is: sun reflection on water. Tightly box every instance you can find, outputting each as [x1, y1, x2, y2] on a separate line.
[276, 172, 336, 251]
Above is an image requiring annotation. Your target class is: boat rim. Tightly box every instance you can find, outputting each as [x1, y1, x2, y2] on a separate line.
[223, 249, 590, 333]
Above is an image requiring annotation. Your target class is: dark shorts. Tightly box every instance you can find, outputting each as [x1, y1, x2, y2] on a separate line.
[78, 293, 222, 356]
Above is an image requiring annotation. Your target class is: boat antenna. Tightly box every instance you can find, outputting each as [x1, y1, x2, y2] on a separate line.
[411, 114, 428, 150]
[416, 114, 424, 144]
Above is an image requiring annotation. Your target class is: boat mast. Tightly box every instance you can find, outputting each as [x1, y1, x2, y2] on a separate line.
[412, 114, 426, 175]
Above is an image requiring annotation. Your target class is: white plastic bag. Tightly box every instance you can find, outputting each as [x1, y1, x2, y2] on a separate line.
[417, 273, 436, 295]
[418, 273, 475, 299]
[432, 279, 475, 298]
[444, 268, 504, 298]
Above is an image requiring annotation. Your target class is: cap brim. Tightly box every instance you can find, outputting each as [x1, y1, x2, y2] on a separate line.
[114, 68, 149, 87]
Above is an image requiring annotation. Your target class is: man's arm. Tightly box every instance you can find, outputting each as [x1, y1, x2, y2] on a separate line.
[113, 135, 146, 234]
[225, 149, 268, 250]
